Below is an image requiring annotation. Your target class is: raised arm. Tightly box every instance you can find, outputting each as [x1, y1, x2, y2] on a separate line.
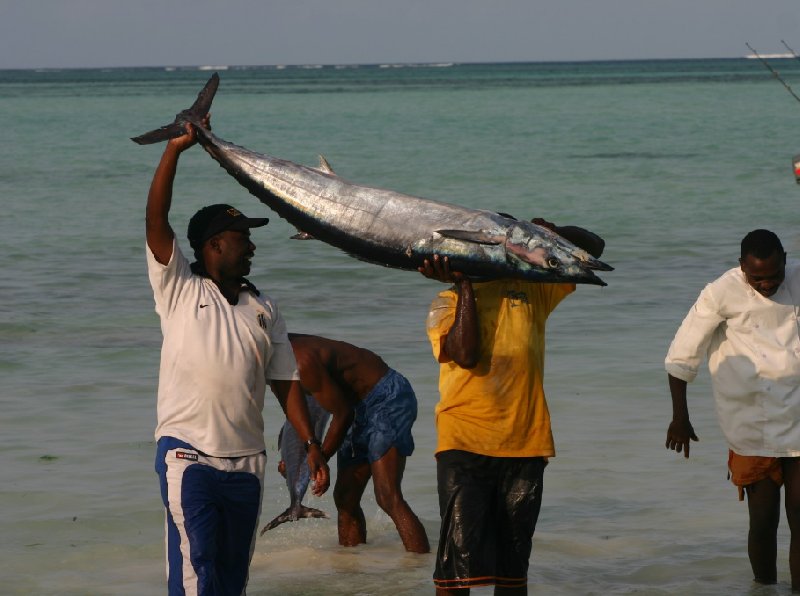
[665, 374, 698, 458]
[419, 255, 480, 369]
[145, 118, 207, 264]
[271, 379, 331, 496]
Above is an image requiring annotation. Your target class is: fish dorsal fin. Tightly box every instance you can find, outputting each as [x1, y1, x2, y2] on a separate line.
[436, 229, 503, 246]
[317, 155, 335, 174]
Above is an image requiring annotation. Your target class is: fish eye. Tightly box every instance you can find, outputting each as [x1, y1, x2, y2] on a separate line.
[546, 257, 560, 269]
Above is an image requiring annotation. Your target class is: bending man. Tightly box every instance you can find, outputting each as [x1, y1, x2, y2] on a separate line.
[286, 333, 430, 553]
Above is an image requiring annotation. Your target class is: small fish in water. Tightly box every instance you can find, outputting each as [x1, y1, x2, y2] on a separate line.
[261, 394, 331, 534]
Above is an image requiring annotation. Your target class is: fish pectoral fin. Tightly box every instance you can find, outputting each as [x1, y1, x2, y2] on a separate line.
[435, 229, 503, 245]
[316, 155, 336, 175]
[290, 230, 316, 240]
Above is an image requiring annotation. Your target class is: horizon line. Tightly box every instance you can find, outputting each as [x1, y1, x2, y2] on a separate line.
[0, 55, 784, 72]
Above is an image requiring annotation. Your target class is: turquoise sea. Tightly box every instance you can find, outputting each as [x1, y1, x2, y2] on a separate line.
[4, 59, 800, 594]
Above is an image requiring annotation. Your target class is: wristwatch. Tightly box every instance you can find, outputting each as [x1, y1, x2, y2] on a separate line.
[304, 437, 322, 452]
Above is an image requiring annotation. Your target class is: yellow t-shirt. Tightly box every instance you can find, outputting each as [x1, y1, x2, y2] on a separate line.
[426, 280, 574, 458]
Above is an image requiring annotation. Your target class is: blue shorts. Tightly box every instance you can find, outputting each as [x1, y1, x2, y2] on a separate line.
[337, 368, 417, 468]
[155, 437, 266, 595]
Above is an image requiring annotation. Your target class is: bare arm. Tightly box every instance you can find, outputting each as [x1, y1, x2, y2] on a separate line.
[145, 118, 207, 264]
[295, 353, 355, 461]
[419, 255, 480, 369]
[315, 390, 354, 462]
[271, 379, 330, 495]
[665, 374, 698, 458]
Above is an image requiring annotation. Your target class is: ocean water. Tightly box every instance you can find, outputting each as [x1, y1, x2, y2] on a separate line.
[3, 59, 800, 594]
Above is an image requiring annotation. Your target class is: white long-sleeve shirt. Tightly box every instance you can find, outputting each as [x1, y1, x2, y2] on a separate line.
[665, 263, 800, 456]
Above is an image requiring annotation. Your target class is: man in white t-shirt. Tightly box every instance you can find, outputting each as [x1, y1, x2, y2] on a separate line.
[145, 117, 330, 595]
[665, 229, 800, 590]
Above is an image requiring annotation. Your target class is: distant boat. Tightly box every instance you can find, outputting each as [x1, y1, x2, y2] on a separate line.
[745, 53, 794, 59]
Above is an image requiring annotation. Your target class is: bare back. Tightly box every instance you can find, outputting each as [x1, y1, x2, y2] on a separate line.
[289, 334, 389, 401]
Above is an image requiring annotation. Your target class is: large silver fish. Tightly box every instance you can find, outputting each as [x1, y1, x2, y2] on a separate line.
[133, 73, 612, 285]
[261, 394, 331, 534]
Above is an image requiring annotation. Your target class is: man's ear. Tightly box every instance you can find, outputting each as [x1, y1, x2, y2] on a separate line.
[208, 235, 222, 253]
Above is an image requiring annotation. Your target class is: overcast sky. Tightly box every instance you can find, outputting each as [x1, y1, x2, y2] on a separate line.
[1, 1, 799, 69]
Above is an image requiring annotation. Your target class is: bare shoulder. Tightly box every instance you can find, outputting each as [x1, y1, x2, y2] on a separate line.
[291, 333, 385, 374]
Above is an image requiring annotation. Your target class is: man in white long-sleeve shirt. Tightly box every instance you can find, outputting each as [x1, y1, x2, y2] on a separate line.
[665, 229, 800, 590]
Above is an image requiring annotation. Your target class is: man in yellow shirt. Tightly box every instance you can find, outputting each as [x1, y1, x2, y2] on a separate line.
[419, 218, 605, 595]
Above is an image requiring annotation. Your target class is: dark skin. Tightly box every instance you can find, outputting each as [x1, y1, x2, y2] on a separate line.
[145, 118, 329, 496]
[665, 248, 800, 590]
[739, 249, 787, 298]
[418, 218, 605, 596]
[285, 334, 430, 553]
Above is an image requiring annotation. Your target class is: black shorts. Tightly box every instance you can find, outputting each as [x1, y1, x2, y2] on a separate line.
[433, 449, 547, 590]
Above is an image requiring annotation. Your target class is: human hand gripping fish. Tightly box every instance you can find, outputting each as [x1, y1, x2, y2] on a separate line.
[261, 395, 332, 534]
[270, 380, 330, 499]
[418, 253, 467, 284]
[166, 113, 212, 151]
[306, 447, 329, 496]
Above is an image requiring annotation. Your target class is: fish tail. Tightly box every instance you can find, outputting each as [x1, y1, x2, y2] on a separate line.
[260, 509, 294, 534]
[259, 505, 329, 535]
[130, 73, 219, 145]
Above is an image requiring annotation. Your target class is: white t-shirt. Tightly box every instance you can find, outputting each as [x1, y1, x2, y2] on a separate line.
[665, 263, 800, 456]
[147, 240, 299, 457]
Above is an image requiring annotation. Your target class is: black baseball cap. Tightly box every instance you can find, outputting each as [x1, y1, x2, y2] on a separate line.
[187, 204, 269, 250]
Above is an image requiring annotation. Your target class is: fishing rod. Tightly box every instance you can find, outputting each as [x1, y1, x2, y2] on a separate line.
[746, 42, 800, 105]
[781, 39, 800, 63]
[746, 43, 800, 184]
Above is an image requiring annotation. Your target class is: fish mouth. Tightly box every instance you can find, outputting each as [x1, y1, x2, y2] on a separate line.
[567, 247, 613, 272]
[586, 257, 614, 272]
[575, 257, 611, 286]
[581, 270, 608, 287]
